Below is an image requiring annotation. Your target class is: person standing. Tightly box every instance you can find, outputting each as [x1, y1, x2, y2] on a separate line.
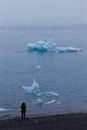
[21, 102, 26, 119]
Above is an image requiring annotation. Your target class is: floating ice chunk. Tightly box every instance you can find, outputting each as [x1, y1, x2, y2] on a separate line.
[36, 65, 42, 69]
[37, 91, 59, 97]
[27, 43, 36, 51]
[30, 65, 42, 69]
[22, 79, 40, 95]
[32, 98, 43, 105]
[56, 47, 82, 53]
[27, 39, 56, 51]
[0, 108, 12, 111]
[27, 41, 47, 51]
[27, 39, 82, 53]
[45, 99, 56, 104]
[22, 79, 61, 105]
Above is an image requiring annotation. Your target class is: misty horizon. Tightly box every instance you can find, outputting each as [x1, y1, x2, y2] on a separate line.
[0, 24, 87, 31]
[0, 0, 87, 27]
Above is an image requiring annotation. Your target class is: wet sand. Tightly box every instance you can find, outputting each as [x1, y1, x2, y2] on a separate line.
[0, 113, 87, 130]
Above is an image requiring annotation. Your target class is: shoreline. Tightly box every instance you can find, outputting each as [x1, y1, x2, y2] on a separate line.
[0, 112, 87, 130]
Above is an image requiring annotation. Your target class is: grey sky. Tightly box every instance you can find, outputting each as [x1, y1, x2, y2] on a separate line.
[0, 0, 87, 25]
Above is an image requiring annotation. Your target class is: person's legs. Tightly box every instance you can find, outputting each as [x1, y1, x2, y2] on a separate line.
[24, 112, 26, 119]
[21, 112, 23, 119]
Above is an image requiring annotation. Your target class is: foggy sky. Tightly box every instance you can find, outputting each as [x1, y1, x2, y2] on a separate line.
[0, 0, 87, 26]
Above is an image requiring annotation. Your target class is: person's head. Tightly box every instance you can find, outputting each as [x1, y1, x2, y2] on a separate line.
[22, 102, 26, 106]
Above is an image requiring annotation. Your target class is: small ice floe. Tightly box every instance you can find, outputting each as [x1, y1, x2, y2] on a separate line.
[22, 79, 40, 95]
[56, 47, 82, 53]
[0, 108, 12, 111]
[32, 98, 43, 105]
[37, 91, 59, 97]
[36, 65, 42, 69]
[45, 99, 56, 104]
[30, 65, 42, 69]
[22, 79, 60, 105]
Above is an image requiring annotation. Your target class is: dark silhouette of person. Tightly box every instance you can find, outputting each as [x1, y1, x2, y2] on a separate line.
[21, 102, 26, 119]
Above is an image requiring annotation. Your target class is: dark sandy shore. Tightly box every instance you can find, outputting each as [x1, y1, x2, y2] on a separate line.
[0, 113, 87, 130]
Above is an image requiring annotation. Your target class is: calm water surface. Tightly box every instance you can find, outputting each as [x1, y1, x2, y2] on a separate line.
[0, 27, 87, 118]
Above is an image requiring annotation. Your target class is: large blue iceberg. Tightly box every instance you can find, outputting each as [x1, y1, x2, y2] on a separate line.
[27, 39, 82, 53]
[27, 39, 56, 51]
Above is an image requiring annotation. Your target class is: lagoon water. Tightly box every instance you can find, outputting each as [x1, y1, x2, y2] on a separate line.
[0, 26, 87, 118]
